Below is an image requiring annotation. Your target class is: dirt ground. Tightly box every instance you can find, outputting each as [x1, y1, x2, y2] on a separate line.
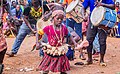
[2, 36, 120, 74]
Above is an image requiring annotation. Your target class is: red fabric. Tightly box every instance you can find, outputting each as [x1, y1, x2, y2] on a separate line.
[38, 53, 70, 72]
[43, 24, 68, 46]
[38, 24, 70, 72]
[0, 29, 7, 52]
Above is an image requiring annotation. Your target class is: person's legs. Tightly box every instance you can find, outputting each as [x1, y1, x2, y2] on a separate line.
[0, 49, 7, 74]
[12, 23, 31, 53]
[118, 23, 120, 37]
[98, 29, 107, 63]
[66, 46, 74, 61]
[92, 33, 100, 58]
[79, 49, 86, 60]
[74, 22, 85, 60]
[86, 22, 97, 64]
[74, 22, 82, 38]
[11, 30, 29, 53]
[0, 49, 7, 63]
[6, 23, 31, 56]
[39, 48, 44, 57]
[39, 33, 48, 57]
[66, 18, 74, 29]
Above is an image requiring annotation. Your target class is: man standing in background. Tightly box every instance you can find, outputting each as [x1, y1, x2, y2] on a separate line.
[81, 0, 115, 66]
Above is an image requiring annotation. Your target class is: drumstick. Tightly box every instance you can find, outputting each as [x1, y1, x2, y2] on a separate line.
[8, 20, 16, 37]
[9, 28, 15, 37]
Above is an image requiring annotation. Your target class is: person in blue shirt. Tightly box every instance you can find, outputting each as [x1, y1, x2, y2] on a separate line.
[81, 0, 115, 66]
[11, 5, 23, 19]
[10, 4, 23, 35]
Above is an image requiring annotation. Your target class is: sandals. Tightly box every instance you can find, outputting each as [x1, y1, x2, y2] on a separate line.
[100, 62, 107, 67]
[6, 51, 15, 57]
[79, 55, 86, 60]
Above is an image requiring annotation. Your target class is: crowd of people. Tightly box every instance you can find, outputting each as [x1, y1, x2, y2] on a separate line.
[0, 0, 120, 74]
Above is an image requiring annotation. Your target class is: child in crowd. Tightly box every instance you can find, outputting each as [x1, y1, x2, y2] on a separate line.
[38, 10, 77, 74]
[2, 11, 9, 33]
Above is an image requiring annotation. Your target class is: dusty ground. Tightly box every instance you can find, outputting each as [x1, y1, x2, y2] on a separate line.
[2, 36, 120, 74]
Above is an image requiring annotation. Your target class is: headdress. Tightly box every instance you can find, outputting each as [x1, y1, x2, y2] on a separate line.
[52, 10, 65, 18]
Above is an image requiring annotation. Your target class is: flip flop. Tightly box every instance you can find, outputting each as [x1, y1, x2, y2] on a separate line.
[79, 55, 86, 60]
[100, 62, 107, 67]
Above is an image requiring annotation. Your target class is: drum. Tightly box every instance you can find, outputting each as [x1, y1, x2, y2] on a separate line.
[66, 0, 83, 23]
[91, 6, 117, 29]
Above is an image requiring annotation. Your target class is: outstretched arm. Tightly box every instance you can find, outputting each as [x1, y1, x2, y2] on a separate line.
[69, 35, 77, 47]
[95, 2, 115, 10]
[23, 16, 36, 33]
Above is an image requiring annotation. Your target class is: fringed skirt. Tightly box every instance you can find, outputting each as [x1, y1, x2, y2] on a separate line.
[38, 53, 70, 72]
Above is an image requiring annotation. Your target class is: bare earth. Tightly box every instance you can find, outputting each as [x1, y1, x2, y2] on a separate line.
[2, 36, 120, 74]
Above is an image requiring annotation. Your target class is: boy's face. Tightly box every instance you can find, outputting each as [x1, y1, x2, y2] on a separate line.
[54, 14, 64, 26]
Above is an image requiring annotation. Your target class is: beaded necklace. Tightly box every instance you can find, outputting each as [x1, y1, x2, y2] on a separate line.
[52, 24, 63, 47]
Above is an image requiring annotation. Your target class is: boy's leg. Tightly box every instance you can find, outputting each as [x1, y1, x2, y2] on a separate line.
[79, 50, 86, 60]
[6, 23, 31, 57]
[98, 29, 107, 63]
[86, 22, 97, 64]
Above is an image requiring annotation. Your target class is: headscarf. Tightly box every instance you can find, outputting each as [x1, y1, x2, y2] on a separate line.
[52, 10, 65, 18]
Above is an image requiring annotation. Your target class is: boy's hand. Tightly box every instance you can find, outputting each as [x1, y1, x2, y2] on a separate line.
[36, 43, 40, 50]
